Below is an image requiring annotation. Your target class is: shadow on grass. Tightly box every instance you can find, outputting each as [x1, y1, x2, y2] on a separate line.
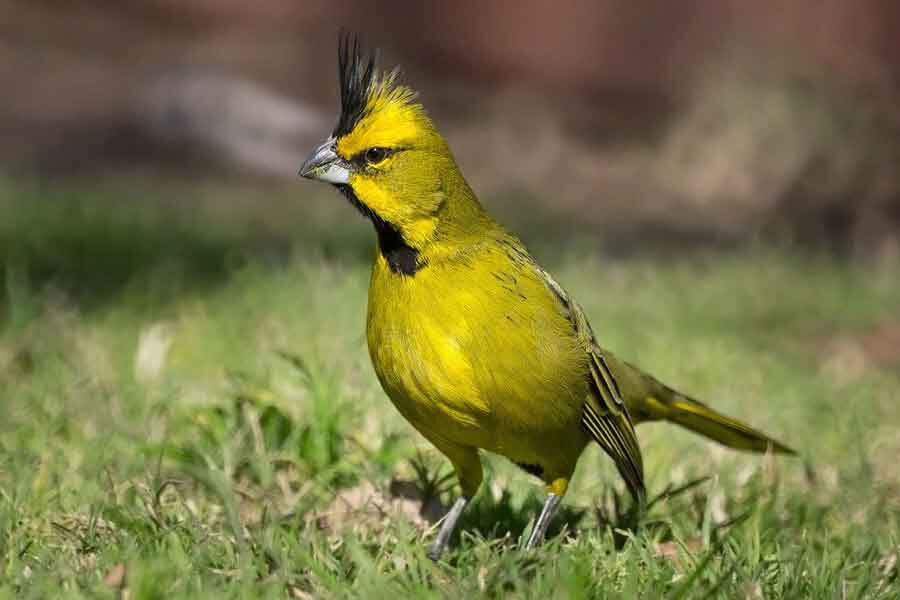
[0, 171, 758, 326]
[1, 171, 815, 330]
[450, 471, 713, 553]
[460, 486, 587, 547]
[0, 176, 377, 324]
[398, 454, 590, 549]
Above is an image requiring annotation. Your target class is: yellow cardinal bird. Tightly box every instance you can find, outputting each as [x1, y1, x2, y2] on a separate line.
[299, 34, 794, 560]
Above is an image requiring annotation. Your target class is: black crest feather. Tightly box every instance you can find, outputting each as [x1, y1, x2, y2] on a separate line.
[334, 32, 377, 138]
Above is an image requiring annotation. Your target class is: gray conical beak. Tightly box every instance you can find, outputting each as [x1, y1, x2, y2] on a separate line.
[298, 138, 351, 184]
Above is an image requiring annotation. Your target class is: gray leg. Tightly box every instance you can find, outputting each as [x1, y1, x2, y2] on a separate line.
[427, 496, 469, 561]
[525, 493, 561, 549]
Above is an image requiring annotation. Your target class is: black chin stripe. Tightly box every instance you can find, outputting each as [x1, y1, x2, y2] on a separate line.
[334, 184, 423, 276]
[336, 183, 378, 221]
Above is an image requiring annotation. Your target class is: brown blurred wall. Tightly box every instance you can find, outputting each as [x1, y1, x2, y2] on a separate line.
[3, 0, 899, 157]
[2, 1, 900, 254]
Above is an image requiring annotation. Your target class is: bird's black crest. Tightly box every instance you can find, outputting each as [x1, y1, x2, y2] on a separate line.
[334, 32, 377, 138]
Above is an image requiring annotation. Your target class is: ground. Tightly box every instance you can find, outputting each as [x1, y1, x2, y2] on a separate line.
[1, 176, 899, 598]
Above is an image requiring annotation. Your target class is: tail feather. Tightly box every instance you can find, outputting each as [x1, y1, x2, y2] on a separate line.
[640, 380, 795, 455]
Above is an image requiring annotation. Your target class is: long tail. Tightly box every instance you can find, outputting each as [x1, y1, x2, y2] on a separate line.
[635, 373, 795, 455]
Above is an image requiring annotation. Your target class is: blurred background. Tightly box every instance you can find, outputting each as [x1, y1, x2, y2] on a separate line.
[5, 0, 900, 259]
[4, 4, 900, 594]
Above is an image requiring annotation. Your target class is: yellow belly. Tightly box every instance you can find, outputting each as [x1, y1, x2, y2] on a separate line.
[366, 249, 591, 475]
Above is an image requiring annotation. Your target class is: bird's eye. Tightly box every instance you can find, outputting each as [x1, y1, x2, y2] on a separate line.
[364, 147, 388, 165]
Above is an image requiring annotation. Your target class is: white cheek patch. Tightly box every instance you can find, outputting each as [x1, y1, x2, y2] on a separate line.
[318, 162, 350, 184]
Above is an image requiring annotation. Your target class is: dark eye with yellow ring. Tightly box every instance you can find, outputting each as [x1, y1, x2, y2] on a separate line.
[364, 147, 389, 165]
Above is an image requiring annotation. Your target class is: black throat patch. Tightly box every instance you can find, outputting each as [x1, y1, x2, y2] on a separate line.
[374, 220, 421, 276]
[335, 184, 422, 276]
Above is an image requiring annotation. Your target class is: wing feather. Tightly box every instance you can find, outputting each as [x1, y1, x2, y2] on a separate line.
[535, 264, 646, 501]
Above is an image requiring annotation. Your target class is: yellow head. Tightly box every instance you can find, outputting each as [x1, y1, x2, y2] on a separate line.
[299, 34, 490, 275]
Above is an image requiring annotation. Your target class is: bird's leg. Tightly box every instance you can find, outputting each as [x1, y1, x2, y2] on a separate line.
[427, 496, 469, 561]
[525, 477, 568, 550]
[525, 493, 561, 549]
[421, 441, 482, 561]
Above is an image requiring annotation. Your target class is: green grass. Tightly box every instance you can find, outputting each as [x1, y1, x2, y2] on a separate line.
[2, 177, 900, 598]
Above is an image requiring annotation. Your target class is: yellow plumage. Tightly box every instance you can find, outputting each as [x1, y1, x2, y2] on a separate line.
[368, 234, 593, 499]
[299, 34, 794, 558]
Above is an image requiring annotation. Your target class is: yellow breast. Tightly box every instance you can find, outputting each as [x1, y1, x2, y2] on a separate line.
[366, 252, 489, 446]
[365, 244, 589, 461]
